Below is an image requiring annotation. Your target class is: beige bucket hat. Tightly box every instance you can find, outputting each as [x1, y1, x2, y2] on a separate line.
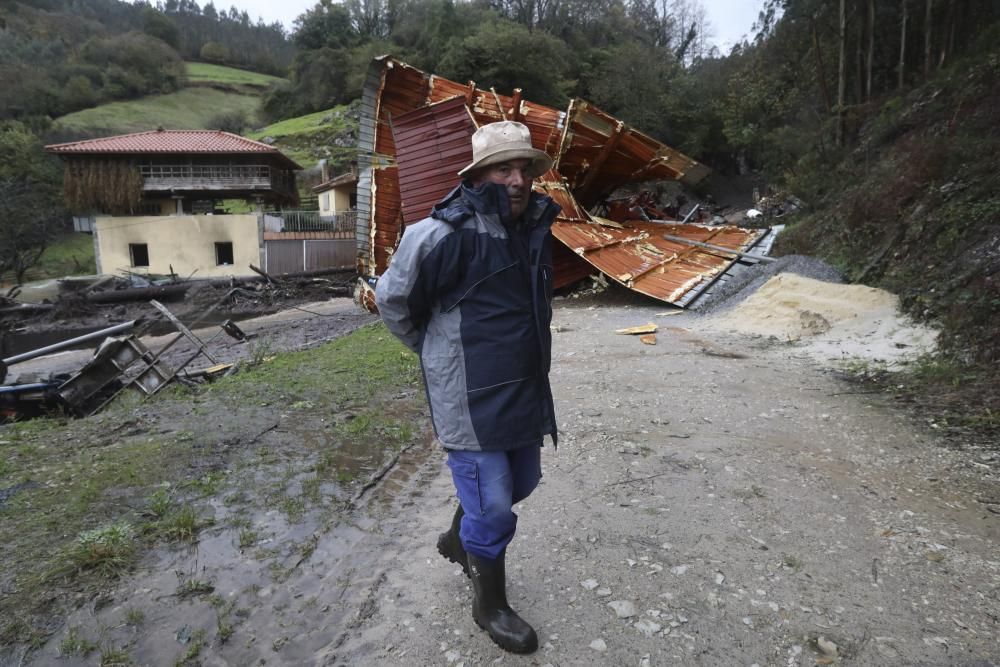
[458, 121, 554, 179]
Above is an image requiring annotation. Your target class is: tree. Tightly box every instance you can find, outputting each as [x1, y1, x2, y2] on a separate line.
[62, 75, 97, 110]
[0, 179, 63, 285]
[142, 7, 180, 48]
[200, 41, 230, 63]
[437, 19, 573, 107]
[583, 41, 677, 136]
[0, 123, 64, 285]
[80, 32, 187, 99]
[293, 0, 358, 50]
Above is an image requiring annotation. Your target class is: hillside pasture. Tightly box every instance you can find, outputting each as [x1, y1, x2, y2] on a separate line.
[53, 88, 265, 136]
[185, 62, 285, 89]
[248, 104, 358, 172]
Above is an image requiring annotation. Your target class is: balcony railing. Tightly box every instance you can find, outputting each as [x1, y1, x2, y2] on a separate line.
[139, 164, 293, 194]
[267, 210, 357, 233]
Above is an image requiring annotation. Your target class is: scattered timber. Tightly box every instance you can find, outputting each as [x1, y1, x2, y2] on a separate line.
[86, 267, 355, 304]
[661, 234, 777, 264]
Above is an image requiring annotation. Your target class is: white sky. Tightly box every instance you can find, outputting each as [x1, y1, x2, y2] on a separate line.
[231, 0, 764, 51]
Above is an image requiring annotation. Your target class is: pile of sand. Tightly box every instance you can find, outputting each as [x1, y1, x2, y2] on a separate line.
[705, 273, 938, 367]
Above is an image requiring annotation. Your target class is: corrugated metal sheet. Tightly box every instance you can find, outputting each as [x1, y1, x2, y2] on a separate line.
[372, 166, 401, 275]
[355, 59, 384, 276]
[355, 56, 765, 307]
[305, 240, 354, 270]
[265, 240, 305, 274]
[393, 97, 476, 226]
[552, 221, 765, 305]
[552, 240, 594, 289]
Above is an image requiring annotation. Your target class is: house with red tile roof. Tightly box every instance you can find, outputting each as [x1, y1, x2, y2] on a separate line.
[46, 130, 354, 277]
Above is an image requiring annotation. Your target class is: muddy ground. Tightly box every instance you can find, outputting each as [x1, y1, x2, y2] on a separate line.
[1, 288, 998, 666]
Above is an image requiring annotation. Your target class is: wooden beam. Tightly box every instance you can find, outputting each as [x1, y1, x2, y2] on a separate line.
[577, 121, 624, 201]
[661, 234, 776, 263]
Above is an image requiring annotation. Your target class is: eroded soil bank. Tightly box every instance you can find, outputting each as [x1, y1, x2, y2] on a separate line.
[2, 292, 997, 666]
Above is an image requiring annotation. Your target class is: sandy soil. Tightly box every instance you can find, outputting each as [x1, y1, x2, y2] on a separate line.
[702, 273, 940, 369]
[9, 291, 999, 666]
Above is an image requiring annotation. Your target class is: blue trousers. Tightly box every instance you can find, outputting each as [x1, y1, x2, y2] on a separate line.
[446, 445, 542, 560]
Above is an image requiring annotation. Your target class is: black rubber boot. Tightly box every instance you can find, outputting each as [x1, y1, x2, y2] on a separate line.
[436, 504, 469, 576]
[467, 552, 538, 654]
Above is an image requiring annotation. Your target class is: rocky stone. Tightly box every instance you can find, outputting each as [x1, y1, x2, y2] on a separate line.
[608, 600, 638, 618]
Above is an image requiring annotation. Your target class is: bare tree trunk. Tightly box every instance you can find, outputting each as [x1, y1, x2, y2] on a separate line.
[837, 0, 847, 145]
[812, 16, 832, 113]
[866, 0, 875, 101]
[939, 0, 954, 68]
[855, 4, 865, 104]
[924, 0, 933, 78]
[898, 0, 908, 89]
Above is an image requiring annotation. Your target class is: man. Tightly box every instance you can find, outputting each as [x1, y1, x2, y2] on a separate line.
[375, 121, 560, 654]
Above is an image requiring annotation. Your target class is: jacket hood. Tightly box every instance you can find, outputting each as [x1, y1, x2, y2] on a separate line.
[431, 181, 560, 228]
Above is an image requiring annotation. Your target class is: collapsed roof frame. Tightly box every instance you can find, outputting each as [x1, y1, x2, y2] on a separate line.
[355, 55, 765, 307]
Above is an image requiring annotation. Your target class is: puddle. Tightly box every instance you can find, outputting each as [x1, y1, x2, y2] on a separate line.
[29, 432, 438, 665]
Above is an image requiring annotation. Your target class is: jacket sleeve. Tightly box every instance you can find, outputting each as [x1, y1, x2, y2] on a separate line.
[374, 220, 459, 353]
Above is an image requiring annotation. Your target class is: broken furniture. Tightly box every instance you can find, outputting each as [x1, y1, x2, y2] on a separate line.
[2, 296, 249, 419]
[56, 335, 173, 416]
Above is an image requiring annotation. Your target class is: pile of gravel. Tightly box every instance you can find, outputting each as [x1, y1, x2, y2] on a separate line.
[692, 254, 844, 316]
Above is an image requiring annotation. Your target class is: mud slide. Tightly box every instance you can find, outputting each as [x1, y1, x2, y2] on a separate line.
[15, 291, 998, 666]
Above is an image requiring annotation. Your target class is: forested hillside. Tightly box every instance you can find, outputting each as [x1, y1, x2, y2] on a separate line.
[0, 0, 293, 122]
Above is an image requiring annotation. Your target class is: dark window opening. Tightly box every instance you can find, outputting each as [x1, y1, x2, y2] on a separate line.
[129, 243, 149, 267]
[215, 242, 234, 265]
[349, 192, 357, 209]
[139, 201, 162, 216]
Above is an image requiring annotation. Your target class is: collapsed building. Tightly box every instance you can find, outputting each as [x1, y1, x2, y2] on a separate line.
[353, 56, 771, 309]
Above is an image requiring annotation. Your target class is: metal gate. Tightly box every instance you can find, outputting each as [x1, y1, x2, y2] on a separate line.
[305, 240, 353, 271]
[264, 240, 304, 274]
[265, 240, 355, 274]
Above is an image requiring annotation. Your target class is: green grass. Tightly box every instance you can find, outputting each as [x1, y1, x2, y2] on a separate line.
[59, 626, 97, 657]
[248, 107, 345, 139]
[0, 324, 424, 649]
[123, 608, 145, 626]
[185, 62, 284, 88]
[100, 645, 132, 666]
[11, 233, 96, 283]
[247, 103, 358, 168]
[54, 87, 265, 135]
[211, 324, 420, 405]
[67, 521, 137, 576]
[157, 505, 203, 542]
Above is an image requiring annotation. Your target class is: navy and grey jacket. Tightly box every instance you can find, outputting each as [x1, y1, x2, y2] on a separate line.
[375, 180, 561, 452]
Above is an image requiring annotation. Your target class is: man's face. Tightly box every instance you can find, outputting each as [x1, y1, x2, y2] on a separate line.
[473, 158, 533, 220]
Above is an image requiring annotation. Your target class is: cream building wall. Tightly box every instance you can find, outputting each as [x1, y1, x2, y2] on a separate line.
[318, 187, 353, 216]
[94, 214, 261, 278]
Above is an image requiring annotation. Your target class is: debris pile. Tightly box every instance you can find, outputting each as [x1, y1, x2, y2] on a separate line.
[0, 266, 356, 422]
[356, 56, 775, 310]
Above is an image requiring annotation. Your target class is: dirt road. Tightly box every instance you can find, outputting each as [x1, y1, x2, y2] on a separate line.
[15, 293, 999, 666]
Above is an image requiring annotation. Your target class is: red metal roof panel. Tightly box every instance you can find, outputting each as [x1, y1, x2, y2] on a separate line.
[552, 221, 765, 304]
[393, 97, 476, 226]
[358, 56, 732, 306]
